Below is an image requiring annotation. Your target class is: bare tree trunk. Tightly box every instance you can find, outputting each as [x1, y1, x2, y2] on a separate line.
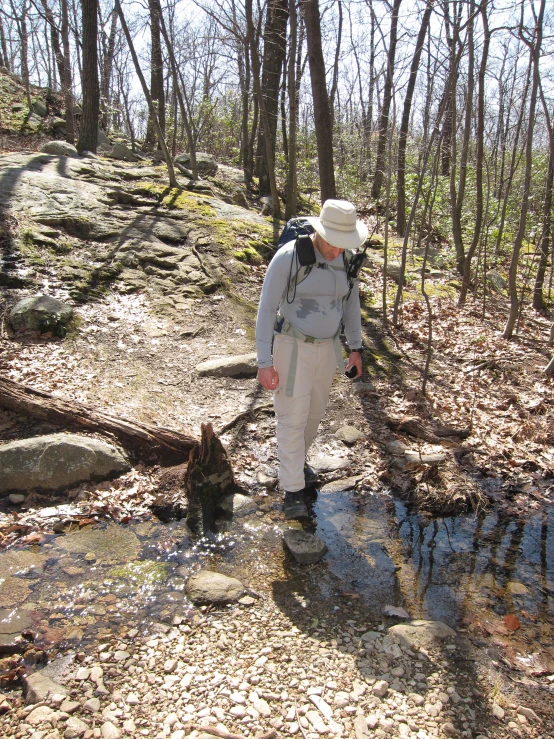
[245, 0, 281, 223]
[39, 0, 64, 83]
[255, 0, 288, 196]
[115, 0, 177, 187]
[504, 0, 546, 339]
[60, 0, 75, 143]
[145, 0, 166, 149]
[77, 0, 100, 152]
[328, 0, 342, 131]
[458, 0, 490, 305]
[396, 0, 433, 236]
[154, 0, 197, 178]
[304, 0, 336, 201]
[371, 0, 402, 201]
[100, 6, 118, 131]
[0, 14, 9, 70]
[285, 0, 298, 220]
[533, 95, 553, 310]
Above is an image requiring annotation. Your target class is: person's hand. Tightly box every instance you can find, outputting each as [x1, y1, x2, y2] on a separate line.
[257, 366, 279, 391]
[345, 351, 362, 379]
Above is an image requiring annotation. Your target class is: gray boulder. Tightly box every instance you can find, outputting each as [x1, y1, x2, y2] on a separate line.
[32, 99, 48, 117]
[283, 529, 328, 564]
[175, 152, 218, 175]
[218, 493, 257, 516]
[41, 141, 80, 158]
[185, 570, 245, 605]
[309, 455, 352, 473]
[10, 295, 73, 334]
[335, 425, 364, 445]
[487, 269, 507, 292]
[24, 672, 68, 704]
[0, 433, 130, 495]
[26, 113, 43, 132]
[196, 353, 257, 378]
[98, 129, 112, 147]
[106, 142, 139, 162]
[389, 619, 456, 650]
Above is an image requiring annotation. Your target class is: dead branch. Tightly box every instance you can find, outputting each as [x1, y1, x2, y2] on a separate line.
[0, 374, 197, 464]
[386, 416, 440, 443]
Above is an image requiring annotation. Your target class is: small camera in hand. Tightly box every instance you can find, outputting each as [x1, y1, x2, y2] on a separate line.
[345, 365, 358, 379]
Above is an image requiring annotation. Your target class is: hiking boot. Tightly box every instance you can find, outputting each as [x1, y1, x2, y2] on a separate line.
[304, 463, 319, 487]
[283, 490, 309, 520]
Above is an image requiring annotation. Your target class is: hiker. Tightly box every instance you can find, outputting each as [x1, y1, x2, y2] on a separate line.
[255, 199, 367, 519]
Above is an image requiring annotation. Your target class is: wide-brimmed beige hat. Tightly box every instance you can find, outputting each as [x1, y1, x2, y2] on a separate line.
[305, 199, 368, 251]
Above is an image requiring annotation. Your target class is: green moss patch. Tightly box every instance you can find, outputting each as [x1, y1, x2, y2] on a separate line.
[107, 560, 169, 586]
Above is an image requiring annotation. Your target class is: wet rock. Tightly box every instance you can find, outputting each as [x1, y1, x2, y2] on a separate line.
[10, 295, 73, 333]
[41, 141, 80, 158]
[185, 570, 245, 605]
[0, 607, 33, 636]
[8, 493, 25, 504]
[0, 433, 130, 494]
[309, 456, 352, 473]
[196, 353, 258, 378]
[335, 425, 364, 445]
[256, 467, 278, 488]
[507, 581, 529, 595]
[106, 143, 139, 162]
[24, 672, 68, 704]
[218, 493, 257, 516]
[388, 620, 456, 650]
[282, 529, 328, 564]
[319, 475, 363, 494]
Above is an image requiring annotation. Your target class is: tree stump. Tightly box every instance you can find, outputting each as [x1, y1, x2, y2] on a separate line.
[184, 422, 235, 533]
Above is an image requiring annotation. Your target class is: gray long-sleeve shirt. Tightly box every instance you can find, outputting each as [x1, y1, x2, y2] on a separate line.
[255, 240, 363, 368]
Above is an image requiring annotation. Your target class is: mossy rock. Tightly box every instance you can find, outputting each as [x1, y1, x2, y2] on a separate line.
[108, 561, 169, 587]
[234, 246, 263, 265]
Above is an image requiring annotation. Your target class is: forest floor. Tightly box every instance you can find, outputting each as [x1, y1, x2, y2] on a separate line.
[0, 118, 553, 738]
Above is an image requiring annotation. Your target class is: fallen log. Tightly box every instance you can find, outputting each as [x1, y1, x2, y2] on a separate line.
[0, 375, 196, 464]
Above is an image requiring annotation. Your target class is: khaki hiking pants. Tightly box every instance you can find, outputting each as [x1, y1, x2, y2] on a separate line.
[273, 333, 337, 492]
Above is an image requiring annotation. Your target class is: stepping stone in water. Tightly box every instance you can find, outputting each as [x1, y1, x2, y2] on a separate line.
[319, 475, 363, 494]
[309, 455, 352, 473]
[283, 528, 328, 564]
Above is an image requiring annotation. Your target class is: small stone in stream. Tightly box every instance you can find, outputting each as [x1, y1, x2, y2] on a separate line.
[64, 716, 89, 738]
[101, 721, 121, 739]
[372, 680, 389, 697]
[113, 651, 129, 662]
[83, 698, 100, 713]
[238, 595, 256, 606]
[256, 468, 278, 488]
[335, 425, 364, 445]
[76, 667, 91, 680]
[310, 455, 352, 473]
[126, 693, 139, 705]
[60, 699, 80, 714]
[283, 529, 328, 564]
[185, 570, 245, 605]
[319, 475, 363, 494]
[8, 493, 25, 504]
[507, 581, 528, 595]
[492, 704, 505, 720]
[218, 493, 257, 516]
[388, 620, 456, 650]
[24, 672, 68, 704]
[84, 553, 96, 562]
[89, 665, 103, 683]
[383, 605, 410, 620]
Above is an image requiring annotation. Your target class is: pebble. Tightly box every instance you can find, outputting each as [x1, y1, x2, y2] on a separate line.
[492, 703, 505, 719]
